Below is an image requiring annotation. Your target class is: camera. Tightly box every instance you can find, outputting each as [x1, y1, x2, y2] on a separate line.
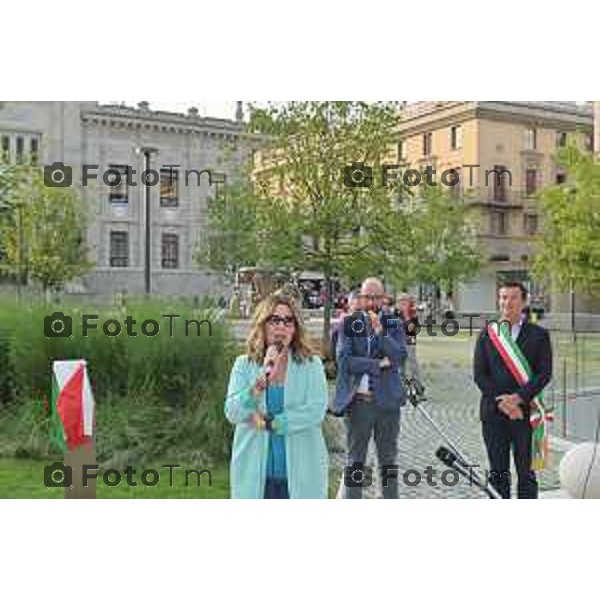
[343, 311, 373, 339]
[344, 462, 373, 488]
[44, 312, 73, 338]
[44, 462, 73, 488]
[344, 162, 373, 189]
[44, 162, 73, 188]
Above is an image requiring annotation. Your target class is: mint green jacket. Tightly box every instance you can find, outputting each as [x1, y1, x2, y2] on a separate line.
[225, 353, 329, 499]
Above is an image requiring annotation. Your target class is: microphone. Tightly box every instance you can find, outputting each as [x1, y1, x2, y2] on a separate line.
[436, 446, 458, 468]
[436, 446, 501, 499]
[409, 377, 426, 397]
[436, 446, 469, 470]
[265, 339, 285, 378]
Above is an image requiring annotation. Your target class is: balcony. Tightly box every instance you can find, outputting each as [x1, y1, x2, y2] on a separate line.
[466, 187, 523, 209]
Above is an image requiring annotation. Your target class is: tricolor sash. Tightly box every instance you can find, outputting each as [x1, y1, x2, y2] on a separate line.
[487, 320, 554, 470]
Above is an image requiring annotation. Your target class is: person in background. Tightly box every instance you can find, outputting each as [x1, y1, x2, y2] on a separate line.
[330, 292, 360, 359]
[225, 292, 329, 499]
[397, 293, 421, 382]
[381, 294, 394, 315]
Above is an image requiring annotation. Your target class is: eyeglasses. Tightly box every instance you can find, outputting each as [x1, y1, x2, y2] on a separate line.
[266, 315, 295, 327]
[359, 293, 382, 300]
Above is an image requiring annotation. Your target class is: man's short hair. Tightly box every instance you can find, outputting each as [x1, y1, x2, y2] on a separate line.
[361, 277, 384, 294]
[498, 281, 528, 301]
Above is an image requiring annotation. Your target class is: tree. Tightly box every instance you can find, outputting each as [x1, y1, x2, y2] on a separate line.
[200, 102, 483, 348]
[533, 145, 600, 295]
[405, 185, 482, 308]
[245, 101, 412, 348]
[195, 179, 262, 281]
[0, 166, 93, 295]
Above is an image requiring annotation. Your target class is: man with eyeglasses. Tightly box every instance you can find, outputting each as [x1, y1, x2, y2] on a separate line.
[334, 277, 407, 499]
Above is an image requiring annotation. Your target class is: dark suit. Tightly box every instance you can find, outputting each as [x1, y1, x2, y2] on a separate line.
[474, 320, 552, 499]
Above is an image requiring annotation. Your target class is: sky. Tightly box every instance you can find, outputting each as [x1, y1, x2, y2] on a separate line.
[110, 101, 242, 120]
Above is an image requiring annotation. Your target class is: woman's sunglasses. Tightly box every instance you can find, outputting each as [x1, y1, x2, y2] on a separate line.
[266, 315, 295, 327]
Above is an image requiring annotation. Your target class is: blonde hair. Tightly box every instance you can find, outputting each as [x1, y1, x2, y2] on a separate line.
[246, 291, 315, 364]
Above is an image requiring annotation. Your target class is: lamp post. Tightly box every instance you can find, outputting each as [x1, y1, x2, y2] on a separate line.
[137, 147, 158, 295]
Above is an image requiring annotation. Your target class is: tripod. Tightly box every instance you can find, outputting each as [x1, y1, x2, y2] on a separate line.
[404, 378, 502, 499]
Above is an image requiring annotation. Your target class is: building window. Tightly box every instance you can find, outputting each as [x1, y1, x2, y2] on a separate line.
[160, 168, 179, 208]
[556, 170, 567, 185]
[525, 168, 538, 196]
[30, 138, 39, 165]
[450, 125, 462, 150]
[398, 140, 407, 161]
[557, 131, 568, 148]
[161, 233, 179, 269]
[15, 136, 24, 164]
[524, 128, 537, 151]
[492, 164, 508, 202]
[524, 213, 539, 236]
[1, 136, 9, 161]
[423, 132, 432, 157]
[490, 210, 507, 235]
[108, 165, 129, 204]
[109, 231, 129, 267]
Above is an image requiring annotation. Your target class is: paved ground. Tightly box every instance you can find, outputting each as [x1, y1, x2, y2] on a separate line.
[326, 334, 569, 499]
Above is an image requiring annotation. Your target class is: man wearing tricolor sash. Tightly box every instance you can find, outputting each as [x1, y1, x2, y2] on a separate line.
[474, 282, 553, 499]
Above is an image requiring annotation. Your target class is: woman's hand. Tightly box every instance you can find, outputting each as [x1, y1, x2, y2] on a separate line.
[247, 411, 267, 430]
[268, 350, 288, 382]
[251, 374, 268, 399]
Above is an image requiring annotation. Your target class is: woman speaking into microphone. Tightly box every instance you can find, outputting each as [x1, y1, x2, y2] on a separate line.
[225, 292, 329, 499]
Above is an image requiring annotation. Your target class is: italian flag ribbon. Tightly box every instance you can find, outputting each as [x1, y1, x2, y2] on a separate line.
[50, 360, 95, 451]
[487, 320, 554, 471]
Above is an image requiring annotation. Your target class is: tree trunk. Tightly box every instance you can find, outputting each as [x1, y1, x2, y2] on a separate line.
[322, 265, 333, 358]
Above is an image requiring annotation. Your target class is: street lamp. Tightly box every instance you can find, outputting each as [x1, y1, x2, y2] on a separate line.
[136, 146, 158, 295]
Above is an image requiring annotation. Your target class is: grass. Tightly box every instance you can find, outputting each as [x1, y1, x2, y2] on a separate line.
[0, 459, 231, 499]
[0, 459, 344, 499]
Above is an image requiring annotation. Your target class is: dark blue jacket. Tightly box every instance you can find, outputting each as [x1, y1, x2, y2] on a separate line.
[334, 312, 407, 413]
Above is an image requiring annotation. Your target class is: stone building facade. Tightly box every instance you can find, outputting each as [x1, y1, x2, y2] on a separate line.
[396, 101, 597, 313]
[0, 101, 255, 299]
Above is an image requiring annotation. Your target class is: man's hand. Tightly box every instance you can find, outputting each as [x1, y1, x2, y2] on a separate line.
[496, 394, 524, 420]
[379, 357, 391, 369]
[369, 311, 383, 335]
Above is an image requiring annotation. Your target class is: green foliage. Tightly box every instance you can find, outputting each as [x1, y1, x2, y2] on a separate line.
[0, 163, 93, 291]
[533, 146, 600, 294]
[201, 101, 481, 345]
[0, 298, 237, 465]
[402, 185, 482, 293]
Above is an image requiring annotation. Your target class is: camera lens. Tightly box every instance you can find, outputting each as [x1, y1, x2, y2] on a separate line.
[351, 319, 364, 335]
[51, 319, 65, 334]
[51, 169, 65, 185]
[351, 469, 364, 484]
[51, 469, 64, 485]
[351, 169, 364, 184]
